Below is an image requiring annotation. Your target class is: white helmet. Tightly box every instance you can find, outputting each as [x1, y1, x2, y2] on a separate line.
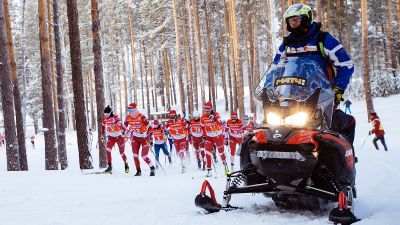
[193, 110, 200, 118]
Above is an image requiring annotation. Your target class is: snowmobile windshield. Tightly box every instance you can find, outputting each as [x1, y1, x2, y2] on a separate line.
[255, 57, 331, 102]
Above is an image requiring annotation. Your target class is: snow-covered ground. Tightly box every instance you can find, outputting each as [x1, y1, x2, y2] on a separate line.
[0, 95, 399, 225]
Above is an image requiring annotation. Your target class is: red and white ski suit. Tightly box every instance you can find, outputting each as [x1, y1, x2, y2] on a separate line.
[166, 118, 188, 159]
[101, 115, 127, 164]
[226, 119, 244, 165]
[189, 118, 205, 162]
[200, 112, 226, 170]
[243, 120, 257, 135]
[124, 113, 153, 170]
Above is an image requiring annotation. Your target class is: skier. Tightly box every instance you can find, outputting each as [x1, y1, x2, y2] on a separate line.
[189, 110, 206, 170]
[226, 112, 244, 171]
[101, 105, 129, 173]
[166, 110, 189, 173]
[369, 112, 388, 151]
[0, 133, 4, 148]
[30, 134, 35, 149]
[243, 115, 257, 136]
[150, 119, 172, 168]
[200, 101, 228, 177]
[124, 103, 155, 176]
[274, 3, 356, 144]
[344, 99, 352, 114]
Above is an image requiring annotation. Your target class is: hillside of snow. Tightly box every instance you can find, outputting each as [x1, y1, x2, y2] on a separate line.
[0, 95, 399, 225]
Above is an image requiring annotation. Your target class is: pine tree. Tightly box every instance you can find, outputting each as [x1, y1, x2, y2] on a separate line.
[38, 0, 58, 170]
[0, 0, 20, 171]
[3, 0, 28, 170]
[66, 0, 92, 169]
[52, 0, 68, 170]
[361, 0, 374, 115]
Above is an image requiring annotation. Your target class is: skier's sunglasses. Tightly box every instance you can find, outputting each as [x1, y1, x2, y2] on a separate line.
[127, 108, 134, 113]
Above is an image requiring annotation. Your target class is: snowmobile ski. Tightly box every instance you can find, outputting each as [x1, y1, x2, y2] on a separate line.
[194, 180, 241, 213]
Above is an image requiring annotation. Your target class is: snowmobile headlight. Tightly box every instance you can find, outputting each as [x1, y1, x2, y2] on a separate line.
[284, 112, 308, 127]
[266, 112, 281, 126]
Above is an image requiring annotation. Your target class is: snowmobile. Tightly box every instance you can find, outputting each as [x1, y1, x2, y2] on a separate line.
[195, 57, 359, 224]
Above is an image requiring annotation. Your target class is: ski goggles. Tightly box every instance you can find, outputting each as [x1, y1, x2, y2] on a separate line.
[288, 16, 302, 23]
[104, 112, 111, 117]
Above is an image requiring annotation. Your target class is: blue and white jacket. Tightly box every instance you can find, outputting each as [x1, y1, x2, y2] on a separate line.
[273, 22, 354, 90]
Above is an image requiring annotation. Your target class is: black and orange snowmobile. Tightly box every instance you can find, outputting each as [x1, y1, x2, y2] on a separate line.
[195, 57, 359, 225]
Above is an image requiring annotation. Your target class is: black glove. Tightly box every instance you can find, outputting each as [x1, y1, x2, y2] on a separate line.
[150, 141, 153, 146]
[333, 87, 344, 105]
[368, 131, 372, 136]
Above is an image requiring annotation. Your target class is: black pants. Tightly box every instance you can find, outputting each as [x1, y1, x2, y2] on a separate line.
[331, 109, 356, 144]
[373, 135, 388, 151]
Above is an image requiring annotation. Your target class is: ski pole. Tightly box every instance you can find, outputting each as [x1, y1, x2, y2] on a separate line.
[358, 134, 370, 150]
[150, 148, 167, 175]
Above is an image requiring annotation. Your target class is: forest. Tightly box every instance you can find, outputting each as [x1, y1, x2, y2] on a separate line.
[0, 0, 399, 170]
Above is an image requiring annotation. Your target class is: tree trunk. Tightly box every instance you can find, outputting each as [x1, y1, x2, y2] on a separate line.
[0, 0, 20, 171]
[88, 69, 96, 129]
[241, 4, 254, 116]
[150, 50, 158, 112]
[66, 0, 92, 169]
[128, 8, 138, 104]
[3, 0, 27, 170]
[217, 1, 228, 112]
[143, 46, 151, 118]
[168, 51, 177, 105]
[281, 0, 286, 37]
[53, 0, 68, 169]
[38, 0, 58, 170]
[193, 0, 206, 104]
[223, 0, 233, 112]
[140, 49, 145, 109]
[47, 0, 59, 135]
[204, 0, 216, 108]
[397, 0, 400, 66]
[344, 0, 351, 56]
[315, 0, 321, 22]
[172, 0, 185, 113]
[187, 0, 199, 110]
[228, 0, 245, 117]
[122, 50, 128, 109]
[91, 0, 107, 168]
[252, 13, 260, 119]
[182, 4, 194, 115]
[381, 24, 389, 67]
[361, 0, 374, 115]
[336, 0, 343, 42]
[327, 0, 331, 32]
[387, 0, 397, 72]
[163, 49, 171, 109]
[117, 47, 123, 117]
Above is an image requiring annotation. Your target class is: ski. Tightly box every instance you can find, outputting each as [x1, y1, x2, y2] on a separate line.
[83, 171, 112, 175]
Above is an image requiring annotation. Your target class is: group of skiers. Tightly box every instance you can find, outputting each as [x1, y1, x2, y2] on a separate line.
[101, 101, 258, 177]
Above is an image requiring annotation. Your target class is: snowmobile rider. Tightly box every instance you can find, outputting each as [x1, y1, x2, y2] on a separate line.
[124, 103, 156, 176]
[101, 105, 129, 173]
[273, 3, 356, 144]
[369, 112, 388, 151]
[200, 101, 228, 177]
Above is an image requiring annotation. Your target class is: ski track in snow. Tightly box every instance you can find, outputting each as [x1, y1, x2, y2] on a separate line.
[1, 95, 400, 225]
